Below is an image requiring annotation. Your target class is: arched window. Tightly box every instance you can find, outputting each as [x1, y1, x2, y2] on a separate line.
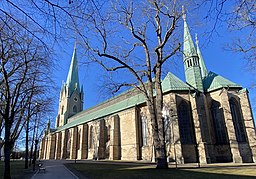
[177, 100, 196, 144]
[73, 105, 77, 113]
[107, 125, 111, 141]
[56, 115, 60, 127]
[229, 98, 246, 143]
[211, 100, 228, 144]
[61, 106, 64, 115]
[141, 114, 148, 146]
[77, 128, 81, 150]
[66, 130, 71, 157]
[89, 126, 94, 149]
[162, 106, 170, 143]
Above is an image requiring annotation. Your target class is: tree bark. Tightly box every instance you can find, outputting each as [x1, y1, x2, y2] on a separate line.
[29, 123, 36, 166]
[155, 66, 168, 169]
[25, 120, 29, 169]
[4, 121, 11, 179]
[145, 76, 168, 169]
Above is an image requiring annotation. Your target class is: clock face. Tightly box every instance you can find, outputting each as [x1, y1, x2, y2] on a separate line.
[74, 97, 78, 102]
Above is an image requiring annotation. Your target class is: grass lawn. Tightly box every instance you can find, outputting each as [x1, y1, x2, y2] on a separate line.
[0, 160, 34, 179]
[66, 162, 256, 179]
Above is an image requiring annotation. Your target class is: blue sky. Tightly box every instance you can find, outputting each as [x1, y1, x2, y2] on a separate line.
[50, 3, 256, 126]
[53, 27, 256, 115]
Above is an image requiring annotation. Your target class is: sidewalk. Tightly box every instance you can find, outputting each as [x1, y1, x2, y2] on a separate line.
[31, 160, 79, 179]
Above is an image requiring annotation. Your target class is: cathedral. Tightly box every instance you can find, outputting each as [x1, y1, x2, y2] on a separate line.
[39, 16, 256, 164]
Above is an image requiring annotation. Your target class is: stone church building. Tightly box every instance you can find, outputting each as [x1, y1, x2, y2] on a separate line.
[39, 17, 256, 164]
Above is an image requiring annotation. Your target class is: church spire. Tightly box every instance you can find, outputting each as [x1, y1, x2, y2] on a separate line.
[66, 42, 80, 94]
[182, 6, 197, 58]
[195, 34, 208, 79]
[182, 6, 204, 92]
[56, 42, 83, 127]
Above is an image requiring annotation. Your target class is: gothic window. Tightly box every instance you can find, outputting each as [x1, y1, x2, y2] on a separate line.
[73, 105, 77, 113]
[229, 98, 247, 143]
[105, 125, 111, 158]
[89, 126, 94, 149]
[61, 106, 64, 115]
[107, 125, 111, 141]
[66, 130, 71, 157]
[177, 100, 196, 144]
[162, 106, 171, 143]
[211, 100, 228, 144]
[187, 61, 190, 68]
[56, 115, 60, 127]
[77, 128, 81, 150]
[141, 114, 148, 146]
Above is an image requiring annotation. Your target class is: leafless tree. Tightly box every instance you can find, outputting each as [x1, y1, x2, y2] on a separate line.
[0, 0, 94, 46]
[196, 0, 255, 69]
[70, 0, 185, 168]
[0, 16, 53, 178]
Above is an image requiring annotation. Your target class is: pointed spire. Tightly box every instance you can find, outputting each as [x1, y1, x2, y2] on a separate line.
[47, 119, 50, 131]
[183, 6, 197, 58]
[195, 34, 208, 78]
[182, 5, 186, 21]
[182, 7, 204, 92]
[66, 42, 80, 93]
[81, 85, 83, 93]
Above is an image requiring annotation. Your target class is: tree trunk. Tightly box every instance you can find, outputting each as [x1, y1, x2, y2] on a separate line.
[145, 92, 168, 168]
[155, 65, 168, 169]
[29, 118, 36, 166]
[29, 130, 35, 166]
[25, 120, 29, 169]
[4, 122, 11, 179]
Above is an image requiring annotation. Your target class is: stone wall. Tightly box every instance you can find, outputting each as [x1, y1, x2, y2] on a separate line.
[39, 88, 256, 165]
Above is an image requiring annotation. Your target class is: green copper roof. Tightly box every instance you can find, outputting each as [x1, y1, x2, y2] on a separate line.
[66, 44, 80, 93]
[183, 19, 197, 58]
[54, 72, 191, 132]
[162, 72, 191, 92]
[55, 92, 145, 132]
[203, 71, 242, 92]
[196, 35, 208, 79]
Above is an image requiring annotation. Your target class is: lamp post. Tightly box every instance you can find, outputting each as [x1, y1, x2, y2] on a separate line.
[170, 109, 177, 169]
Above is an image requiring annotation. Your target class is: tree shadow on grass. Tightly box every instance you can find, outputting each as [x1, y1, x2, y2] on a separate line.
[66, 163, 255, 179]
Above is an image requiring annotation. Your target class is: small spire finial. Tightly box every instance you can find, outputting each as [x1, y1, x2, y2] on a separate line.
[74, 41, 77, 50]
[182, 5, 186, 20]
[47, 119, 50, 130]
[195, 33, 199, 45]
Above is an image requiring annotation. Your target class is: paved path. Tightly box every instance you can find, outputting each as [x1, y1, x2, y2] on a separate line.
[31, 160, 79, 179]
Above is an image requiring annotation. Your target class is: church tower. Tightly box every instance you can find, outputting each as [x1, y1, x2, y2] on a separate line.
[55, 44, 84, 127]
[182, 9, 204, 92]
